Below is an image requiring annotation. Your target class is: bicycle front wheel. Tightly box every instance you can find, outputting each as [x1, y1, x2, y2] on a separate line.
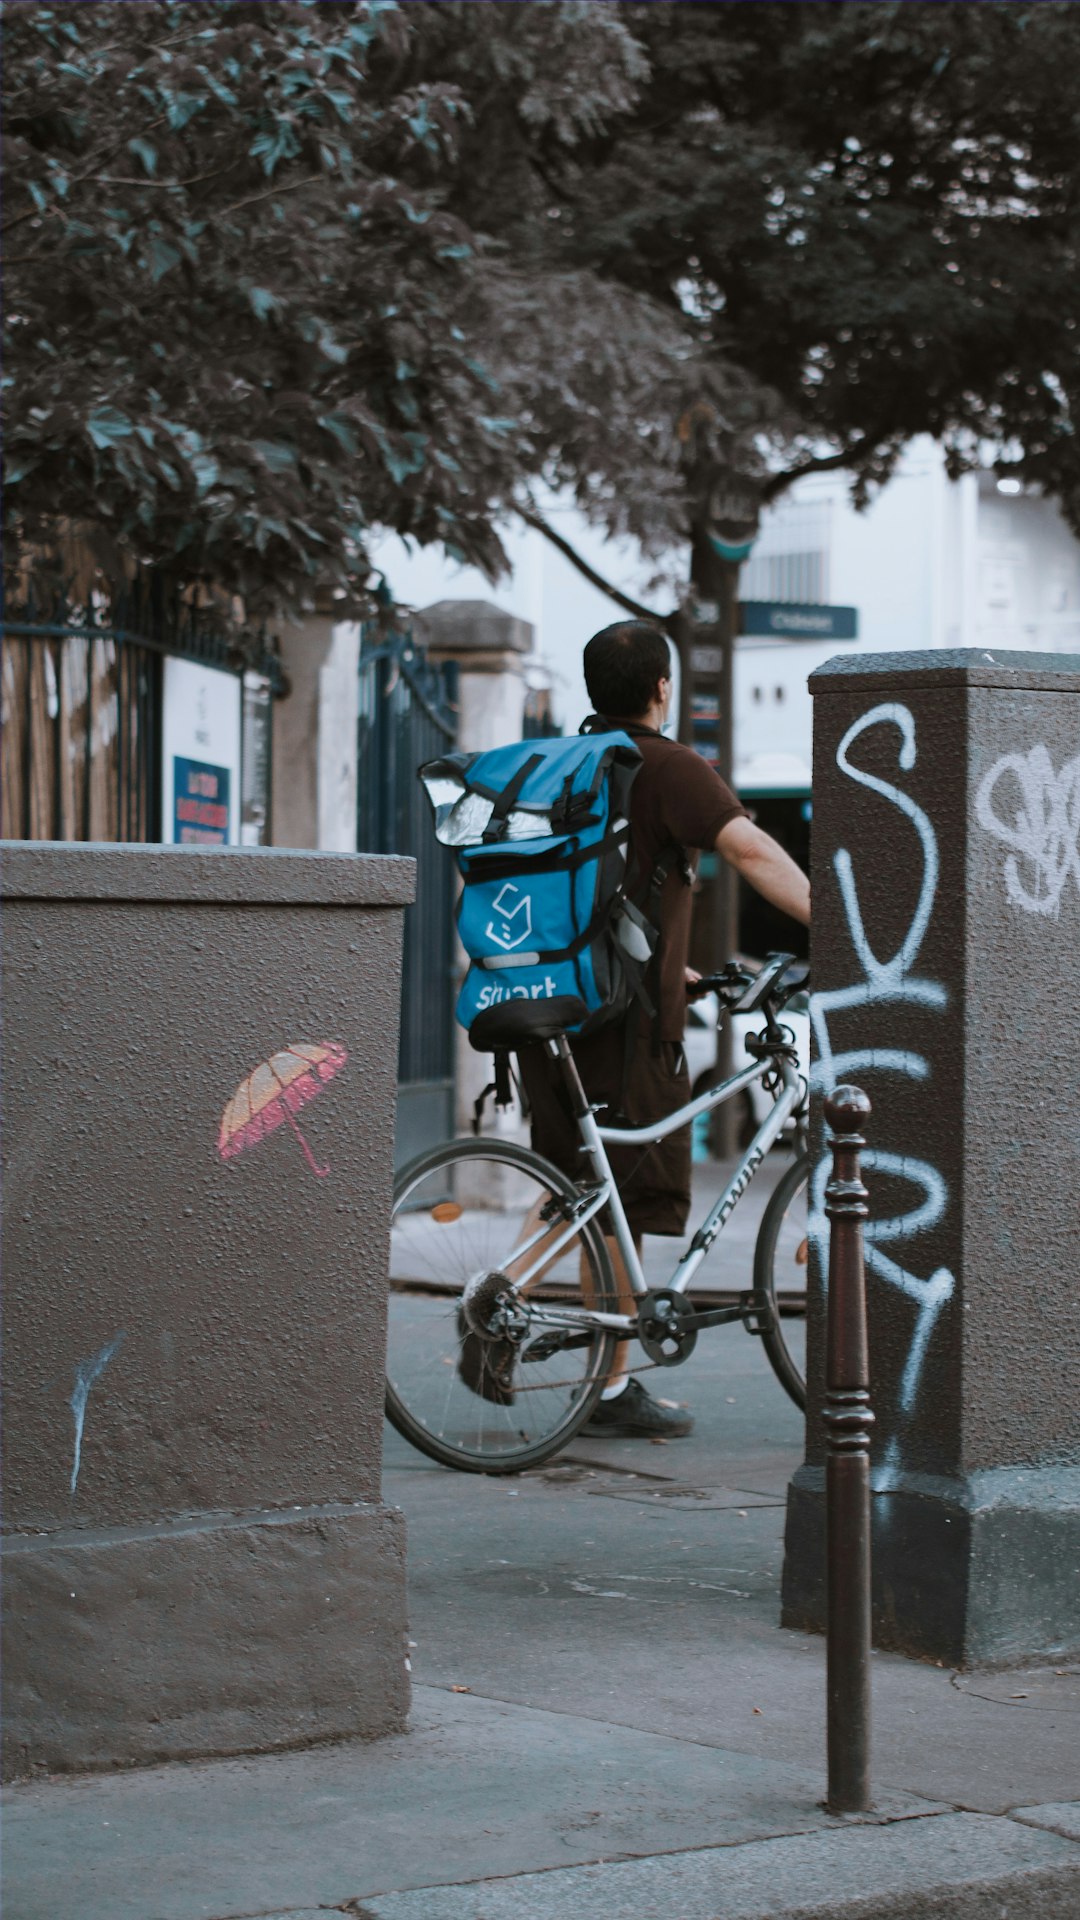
[385, 1138, 618, 1473]
[752, 1151, 809, 1410]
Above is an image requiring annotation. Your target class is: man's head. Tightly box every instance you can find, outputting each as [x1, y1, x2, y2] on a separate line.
[583, 621, 673, 724]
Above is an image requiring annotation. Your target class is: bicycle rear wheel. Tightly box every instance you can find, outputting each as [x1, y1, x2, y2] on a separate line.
[385, 1138, 618, 1473]
[752, 1151, 808, 1410]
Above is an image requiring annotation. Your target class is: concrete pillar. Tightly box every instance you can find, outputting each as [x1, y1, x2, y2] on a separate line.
[1, 843, 415, 1777]
[782, 649, 1080, 1666]
[415, 600, 532, 1141]
[272, 613, 359, 850]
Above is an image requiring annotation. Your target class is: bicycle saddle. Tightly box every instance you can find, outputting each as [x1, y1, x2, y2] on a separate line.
[469, 995, 587, 1052]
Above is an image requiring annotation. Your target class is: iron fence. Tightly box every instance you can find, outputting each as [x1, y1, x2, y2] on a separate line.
[1, 573, 281, 845]
[357, 627, 458, 1151]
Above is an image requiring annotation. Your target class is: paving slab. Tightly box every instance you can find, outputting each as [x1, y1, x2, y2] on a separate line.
[354, 1813, 1080, 1920]
[384, 1327, 1080, 1811]
[1011, 1802, 1080, 1843]
[0, 1686, 939, 1920]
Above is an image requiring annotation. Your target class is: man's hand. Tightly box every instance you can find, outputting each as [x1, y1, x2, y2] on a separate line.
[716, 816, 811, 927]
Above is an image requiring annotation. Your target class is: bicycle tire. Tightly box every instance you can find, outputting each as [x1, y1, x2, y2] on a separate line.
[752, 1151, 808, 1411]
[384, 1137, 618, 1474]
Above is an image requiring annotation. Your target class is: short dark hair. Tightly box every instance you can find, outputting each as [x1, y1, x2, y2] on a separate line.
[583, 621, 672, 720]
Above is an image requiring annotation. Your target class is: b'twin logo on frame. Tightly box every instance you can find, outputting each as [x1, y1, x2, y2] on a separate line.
[485, 883, 533, 951]
[477, 976, 557, 1009]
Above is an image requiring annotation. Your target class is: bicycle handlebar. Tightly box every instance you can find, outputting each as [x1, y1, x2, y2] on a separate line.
[687, 952, 809, 1015]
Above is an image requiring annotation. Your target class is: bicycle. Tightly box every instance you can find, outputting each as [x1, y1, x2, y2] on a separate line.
[385, 950, 810, 1474]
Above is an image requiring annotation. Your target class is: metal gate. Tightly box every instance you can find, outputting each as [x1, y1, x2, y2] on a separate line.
[1, 571, 280, 845]
[357, 627, 458, 1166]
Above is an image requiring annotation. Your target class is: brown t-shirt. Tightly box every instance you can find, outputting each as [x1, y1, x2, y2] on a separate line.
[604, 721, 747, 1041]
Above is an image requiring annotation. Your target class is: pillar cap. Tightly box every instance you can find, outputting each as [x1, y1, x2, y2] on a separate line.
[0, 841, 416, 907]
[415, 600, 533, 658]
[811, 647, 1080, 695]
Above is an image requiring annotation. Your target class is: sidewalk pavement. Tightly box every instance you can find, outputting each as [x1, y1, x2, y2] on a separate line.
[4, 1153, 1078, 1920]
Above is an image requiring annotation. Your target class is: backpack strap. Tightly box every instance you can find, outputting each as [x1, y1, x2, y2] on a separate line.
[480, 752, 544, 844]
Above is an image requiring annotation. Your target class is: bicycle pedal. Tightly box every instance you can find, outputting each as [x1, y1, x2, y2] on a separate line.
[740, 1290, 775, 1335]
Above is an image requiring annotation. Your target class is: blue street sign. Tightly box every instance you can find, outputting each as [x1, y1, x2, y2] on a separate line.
[740, 601, 858, 640]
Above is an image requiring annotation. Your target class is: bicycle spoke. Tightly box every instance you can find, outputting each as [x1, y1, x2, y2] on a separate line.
[385, 1142, 617, 1471]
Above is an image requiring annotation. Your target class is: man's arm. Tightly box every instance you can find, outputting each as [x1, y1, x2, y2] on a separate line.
[716, 815, 811, 927]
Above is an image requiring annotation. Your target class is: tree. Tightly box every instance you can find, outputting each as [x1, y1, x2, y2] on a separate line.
[415, 0, 1080, 715]
[411, 0, 1080, 1137]
[2, 0, 644, 611]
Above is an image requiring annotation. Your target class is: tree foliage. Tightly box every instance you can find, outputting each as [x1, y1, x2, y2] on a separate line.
[6, 0, 1080, 619]
[2, 0, 642, 609]
[421, 0, 1080, 570]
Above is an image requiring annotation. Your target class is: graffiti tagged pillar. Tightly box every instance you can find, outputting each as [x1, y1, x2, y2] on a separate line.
[782, 648, 1080, 1666]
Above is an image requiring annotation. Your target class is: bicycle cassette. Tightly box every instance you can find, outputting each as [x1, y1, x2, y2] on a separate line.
[637, 1288, 698, 1365]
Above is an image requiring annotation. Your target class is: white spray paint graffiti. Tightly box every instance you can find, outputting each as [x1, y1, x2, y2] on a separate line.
[974, 744, 1080, 917]
[69, 1332, 125, 1497]
[810, 703, 956, 1485]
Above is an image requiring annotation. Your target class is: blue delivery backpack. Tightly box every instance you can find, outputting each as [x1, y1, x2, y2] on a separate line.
[420, 726, 674, 1039]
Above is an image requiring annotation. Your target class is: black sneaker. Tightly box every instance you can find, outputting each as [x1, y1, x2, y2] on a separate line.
[456, 1308, 516, 1406]
[583, 1378, 693, 1438]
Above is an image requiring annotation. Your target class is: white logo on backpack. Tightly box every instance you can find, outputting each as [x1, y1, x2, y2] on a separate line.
[485, 883, 533, 950]
[477, 975, 558, 1009]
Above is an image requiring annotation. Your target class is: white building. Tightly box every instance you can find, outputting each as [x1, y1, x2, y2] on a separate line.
[371, 435, 1080, 804]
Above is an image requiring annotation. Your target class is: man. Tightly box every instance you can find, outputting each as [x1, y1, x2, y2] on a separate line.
[518, 619, 811, 1439]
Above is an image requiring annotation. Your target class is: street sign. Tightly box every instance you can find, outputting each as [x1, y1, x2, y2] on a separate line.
[740, 602, 858, 640]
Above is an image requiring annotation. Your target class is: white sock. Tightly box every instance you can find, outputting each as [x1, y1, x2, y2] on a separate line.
[601, 1376, 630, 1401]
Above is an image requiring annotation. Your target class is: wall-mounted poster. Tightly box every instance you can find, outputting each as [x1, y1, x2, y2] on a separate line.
[162, 657, 242, 847]
[172, 756, 231, 845]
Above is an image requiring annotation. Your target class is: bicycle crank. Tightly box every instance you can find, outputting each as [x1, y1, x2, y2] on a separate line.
[636, 1288, 698, 1365]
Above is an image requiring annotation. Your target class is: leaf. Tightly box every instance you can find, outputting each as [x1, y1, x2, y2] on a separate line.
[319, 414, 360, 457]
[148, 234, 182, 283]
[128, 137, 157, 177]
[249, 286, 282, 322]
[250, 125, 301, 177]
[86, 408, 134, 449]
[252, 440, 298, 474]
[163, 89, 206, 133]
[377, 430, 427, 485]
[191, 453, 220, 495]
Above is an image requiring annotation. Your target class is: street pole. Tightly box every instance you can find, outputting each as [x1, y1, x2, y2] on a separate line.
[823, 1084, 875, 1815]
[709, 557, 740, 1156]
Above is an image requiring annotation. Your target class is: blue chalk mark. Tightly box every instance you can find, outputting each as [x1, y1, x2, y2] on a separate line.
[70, 1333, 125, 1497]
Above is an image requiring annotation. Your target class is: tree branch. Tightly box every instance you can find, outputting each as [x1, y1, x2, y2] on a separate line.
[760, 438, 874, 504]
[2, 115, 170, 232]
[517, 505, 667, 626]
[93, 165, 235, 191]
[216, 172, 324, 220]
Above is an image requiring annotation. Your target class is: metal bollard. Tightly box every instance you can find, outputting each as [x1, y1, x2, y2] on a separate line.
[823, 1085, 875, 1814]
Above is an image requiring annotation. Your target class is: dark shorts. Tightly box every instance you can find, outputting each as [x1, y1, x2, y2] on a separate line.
[516, 1021, 692, 1238]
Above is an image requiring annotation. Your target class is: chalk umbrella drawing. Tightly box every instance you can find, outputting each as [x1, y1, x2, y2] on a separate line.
[218, 1042, 348, 1179]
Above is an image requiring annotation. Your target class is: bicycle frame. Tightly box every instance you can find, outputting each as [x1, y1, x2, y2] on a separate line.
[500, 1043, 805, 1334]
